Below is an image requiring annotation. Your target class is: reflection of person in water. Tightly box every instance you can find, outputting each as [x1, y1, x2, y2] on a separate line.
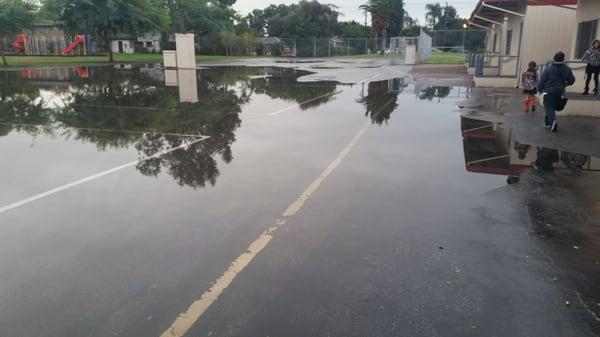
[513, 141, 531, 160]
[534, 147, 560, 171]
[560, 152, 589, 174]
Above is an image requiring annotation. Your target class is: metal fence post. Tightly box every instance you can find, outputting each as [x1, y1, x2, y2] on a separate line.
[313, 38, 316, 57]
[347, 39, 350, 56]
[328, 40, 331, 57]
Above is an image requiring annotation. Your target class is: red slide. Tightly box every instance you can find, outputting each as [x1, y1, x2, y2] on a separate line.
[12, 35, 28, 53]
[62, 35, 85, 55]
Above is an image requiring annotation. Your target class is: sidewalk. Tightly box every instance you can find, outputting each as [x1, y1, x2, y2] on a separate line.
[459, 87, 600, 158]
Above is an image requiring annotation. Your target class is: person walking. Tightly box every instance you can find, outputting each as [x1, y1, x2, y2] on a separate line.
[521, 61, 538, 112]
[538, 52, 575, 132]
[581, 39, 600, 95]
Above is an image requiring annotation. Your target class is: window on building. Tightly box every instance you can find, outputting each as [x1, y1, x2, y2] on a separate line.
[505, 30, 513, 55]
[576, 20, 598, 59]
[146, 42, 153, 47]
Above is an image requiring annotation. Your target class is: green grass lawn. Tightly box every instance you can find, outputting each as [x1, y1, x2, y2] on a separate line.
[0, 54, 261, 68]
[422, 52, 466, 65]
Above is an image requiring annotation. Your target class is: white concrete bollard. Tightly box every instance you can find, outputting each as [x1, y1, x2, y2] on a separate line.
[405, 45, 417, 65]
[175, 33, 196, 69]
[163, 50, 177, 68]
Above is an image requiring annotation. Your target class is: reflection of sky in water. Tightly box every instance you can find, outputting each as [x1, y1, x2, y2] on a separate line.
[37, 89, 72, 109]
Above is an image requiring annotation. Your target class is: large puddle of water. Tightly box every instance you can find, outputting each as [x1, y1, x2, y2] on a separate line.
[1, 64, 599, 336]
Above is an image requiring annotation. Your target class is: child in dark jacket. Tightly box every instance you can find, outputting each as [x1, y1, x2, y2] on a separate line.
[521, 61, 538, 112]
[538, 52, 576, 132]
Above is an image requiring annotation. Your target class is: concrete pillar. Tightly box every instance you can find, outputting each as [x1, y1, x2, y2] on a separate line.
[163, 50, 177, 68]
[405, 45, 417, 65]
[175, 33, 196, 69]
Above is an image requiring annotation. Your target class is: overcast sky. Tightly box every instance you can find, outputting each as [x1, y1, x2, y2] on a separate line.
[233, 1, 479, 25]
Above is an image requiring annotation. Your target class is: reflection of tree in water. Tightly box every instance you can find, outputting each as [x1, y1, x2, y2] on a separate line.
[58, 67, 247, 188]
[0, 65, 341, 189]
[357, 78, 406, 125]
[0, 72, 54, 138]
[242, 66, 339, 110]
[418, 86, 451, 101]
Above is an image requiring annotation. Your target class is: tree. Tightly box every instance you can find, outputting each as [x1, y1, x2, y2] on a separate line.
[437, 4, 460, 30]
[36, 0, 66, 23]
[261, 1, 340, 38]
[340, 21, 370, 39]
[0, 0, 36, 66]
[359, 0, 395, 51]
[163, 0, 238, 45]
[387, 0, 405, 37]
[62, 0, 170, 62]
[425, 3, 442, 29]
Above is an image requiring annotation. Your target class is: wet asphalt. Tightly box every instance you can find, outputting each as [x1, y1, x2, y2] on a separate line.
[0, 64, 598, 337]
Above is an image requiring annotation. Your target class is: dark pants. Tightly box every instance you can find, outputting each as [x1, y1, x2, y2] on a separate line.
[543, 94, 559, 126]
[585, 65, 600, 92]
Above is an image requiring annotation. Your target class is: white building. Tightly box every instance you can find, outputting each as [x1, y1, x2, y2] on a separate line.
[467, 0, 600, 116]
[467, 0, 577, 88]
[110, 33, 162, 54]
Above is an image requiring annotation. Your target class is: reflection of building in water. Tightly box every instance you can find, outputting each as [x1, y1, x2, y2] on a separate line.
[139, 65, 164, 82]
[386, 78, 405, 93]
[461, 116, 600, 179]
[360, 78, 406, 99]
[462, 117, 531, 177]
[164, 69, 199, 103]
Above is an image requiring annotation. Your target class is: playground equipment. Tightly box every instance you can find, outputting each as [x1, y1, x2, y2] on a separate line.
[13, 29, 95, 56]
[62, 35, 86, 55]
[12, 35, 28, 53]
[73, 67, 89, 78]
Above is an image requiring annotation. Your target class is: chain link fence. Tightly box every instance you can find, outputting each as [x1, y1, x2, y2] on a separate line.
[427, 30, 487, 53]
[194, 37, 413, 58]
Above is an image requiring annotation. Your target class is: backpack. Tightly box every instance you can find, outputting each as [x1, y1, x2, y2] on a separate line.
[521, 71, 537, 91]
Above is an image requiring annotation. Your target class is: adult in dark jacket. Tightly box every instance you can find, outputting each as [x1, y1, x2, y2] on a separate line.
[538, 51, 575, 132]
[581, 39, 600, 95]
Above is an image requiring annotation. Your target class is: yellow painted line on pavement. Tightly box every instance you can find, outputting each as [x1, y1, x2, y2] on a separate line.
[159, 121, 371, 337]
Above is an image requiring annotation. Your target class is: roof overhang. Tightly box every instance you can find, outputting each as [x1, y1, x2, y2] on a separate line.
[468, 0, 577, 28]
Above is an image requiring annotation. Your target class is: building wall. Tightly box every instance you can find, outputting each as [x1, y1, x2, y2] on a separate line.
[520, 5, 576, 74]
[500, 14, 525, 77]
[571, 0, 600, 58]
[137, 33, 162, 53]
[485, 30, 500, 68]
[110, 40, 135, 54]
[566, 0, 600, 93]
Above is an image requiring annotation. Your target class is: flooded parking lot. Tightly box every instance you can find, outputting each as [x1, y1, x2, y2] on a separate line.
[0, 64, 599, 337]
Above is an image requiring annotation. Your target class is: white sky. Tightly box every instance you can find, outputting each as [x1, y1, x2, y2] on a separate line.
[233, 1, 479, 25]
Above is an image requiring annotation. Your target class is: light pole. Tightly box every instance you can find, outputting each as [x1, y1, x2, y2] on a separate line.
[462, 23, 468, 53]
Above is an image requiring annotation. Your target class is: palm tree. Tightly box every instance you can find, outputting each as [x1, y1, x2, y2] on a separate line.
[425, 3, 443, 29]
[359, 0, 395, 52]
